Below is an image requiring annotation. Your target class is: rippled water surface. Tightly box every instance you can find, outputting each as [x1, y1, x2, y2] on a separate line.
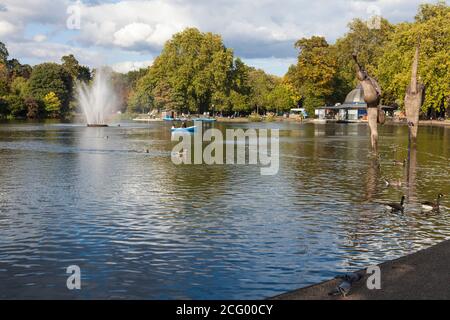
[0, 121, 449, 299]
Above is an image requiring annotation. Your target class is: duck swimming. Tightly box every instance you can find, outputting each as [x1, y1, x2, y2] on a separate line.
[384, 195, 406, 213]
[421, 194, 444, 212]
[384, 179, 403, 188]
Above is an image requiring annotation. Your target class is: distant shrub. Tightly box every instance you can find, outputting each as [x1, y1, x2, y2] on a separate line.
[264, 113, 276, 122]
[248, 113, 262, 122]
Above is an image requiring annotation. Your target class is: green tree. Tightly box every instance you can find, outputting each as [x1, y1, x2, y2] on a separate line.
[266, 82, 297, 114]
[127, 29, 276, 116]
[43, 91, 61, 117]
[28, 63, 73, 117]
[10, 76, 29, 97]
[333, 18, 393, 102]
[7, 59, 32, 80]
[289, 36, 337, 115]
[232, 58, 251, 95]
[229, 90, 248, 113]
[77, 65, 92, 82]
[247, 68, 276, 113]
[147, 28, 235, 113]
[110, 71, 130, 112]
[153, 81, 183, 111]
[25, 97, 42, 119]
[128, 72, 155, 113]
[61, 54, 91, 82]
[4, 94, 26, 118]
[126, 68, 148, 87]
[0, 41, 8, 64]
[229, 58, 251, 113]
[0, 97, 8, 117]
[377, 1, 450, 113]
[0, 63, 8, 96]
[61, 54, 79, 79]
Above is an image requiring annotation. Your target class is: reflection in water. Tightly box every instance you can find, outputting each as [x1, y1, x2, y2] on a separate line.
[365, 156, 381, 202]
[0, 121, 449, 299]
[406, 147, 418, 203]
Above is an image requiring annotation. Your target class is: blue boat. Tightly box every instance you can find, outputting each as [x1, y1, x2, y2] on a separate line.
[171, 126, 196, 133]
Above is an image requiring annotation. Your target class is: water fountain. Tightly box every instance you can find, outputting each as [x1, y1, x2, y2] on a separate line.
[77, 68, 117, 127]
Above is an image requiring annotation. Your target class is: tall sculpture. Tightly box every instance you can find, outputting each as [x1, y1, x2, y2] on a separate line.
[352, 54, 384, 151]
[404, 43, 424, 145]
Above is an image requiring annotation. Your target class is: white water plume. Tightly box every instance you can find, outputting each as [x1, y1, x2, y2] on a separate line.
[77, 69, 117, 125]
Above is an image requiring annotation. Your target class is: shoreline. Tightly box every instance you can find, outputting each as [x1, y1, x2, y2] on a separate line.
[130, 116, 450, 126]
[4, 116, 448, 128]
[272, 239, 450, 300]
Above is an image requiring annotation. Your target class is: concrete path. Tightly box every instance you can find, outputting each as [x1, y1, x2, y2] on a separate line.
[273, 239, 450, 300]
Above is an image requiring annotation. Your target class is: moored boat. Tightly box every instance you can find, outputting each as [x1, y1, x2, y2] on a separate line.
[171, 126, 196, 133]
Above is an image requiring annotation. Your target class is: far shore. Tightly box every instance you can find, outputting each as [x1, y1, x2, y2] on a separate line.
[3, 115, 449, 128]
[130, 115, 450, 126]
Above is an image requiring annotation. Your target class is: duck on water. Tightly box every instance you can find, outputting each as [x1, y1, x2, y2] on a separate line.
[421, 194, 444, 212]
[382, 194, 445, 214]
[384, 195, 406, 213]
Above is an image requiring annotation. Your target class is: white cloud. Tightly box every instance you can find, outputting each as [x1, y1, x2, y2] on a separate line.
[0, 0, 69, 22]
[76, 0, 193, 50]
[111, 60, 153, 73]
[7, 40, 104, 66]
[147, 23, 183, 46]
[70, 0, 436, 59]
[0, 0, 440, 75]
[113, 23, 153, 47]
[33, 34, 47, 42]
[0, 0, 69, 40]
[243, 57, 298, 76]
[81, 20, 117, 46]
[0, 20, 16, 37]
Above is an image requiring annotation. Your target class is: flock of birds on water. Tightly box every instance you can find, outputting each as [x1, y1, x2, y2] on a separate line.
[381, 158, 445, 214]
[328, 155, 446, 298]
[384, 193, 444, 214]
[328, 189, 445, 298]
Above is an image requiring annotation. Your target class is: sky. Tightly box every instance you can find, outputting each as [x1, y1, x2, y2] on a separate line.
[0, 0, 442, 76]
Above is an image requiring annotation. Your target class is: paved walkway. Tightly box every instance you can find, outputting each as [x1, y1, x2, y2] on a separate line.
[273, 239, 450, 300]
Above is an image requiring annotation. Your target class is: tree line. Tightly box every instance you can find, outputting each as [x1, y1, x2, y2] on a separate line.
[286, 1, 449, 116]
[0, 1, 448, 120]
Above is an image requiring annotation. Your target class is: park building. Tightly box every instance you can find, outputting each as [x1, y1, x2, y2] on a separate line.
[315, 85, 395, 123]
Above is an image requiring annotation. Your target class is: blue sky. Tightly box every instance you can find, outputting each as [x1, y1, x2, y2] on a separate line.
[0, 0, 442, 76]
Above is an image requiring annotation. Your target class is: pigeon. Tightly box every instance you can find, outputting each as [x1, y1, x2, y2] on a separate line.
[336, 272, 363, 284]
[329, 272, 362, 297]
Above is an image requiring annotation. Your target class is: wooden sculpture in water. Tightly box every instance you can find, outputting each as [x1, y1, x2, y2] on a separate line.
[353, 53, 384, 151]
[405, 43, 424, 145]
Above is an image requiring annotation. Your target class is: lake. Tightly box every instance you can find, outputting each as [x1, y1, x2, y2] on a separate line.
[0, 120, 449, 299]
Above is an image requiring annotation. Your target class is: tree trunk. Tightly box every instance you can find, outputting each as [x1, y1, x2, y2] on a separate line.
[404, 44, 424, 145]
